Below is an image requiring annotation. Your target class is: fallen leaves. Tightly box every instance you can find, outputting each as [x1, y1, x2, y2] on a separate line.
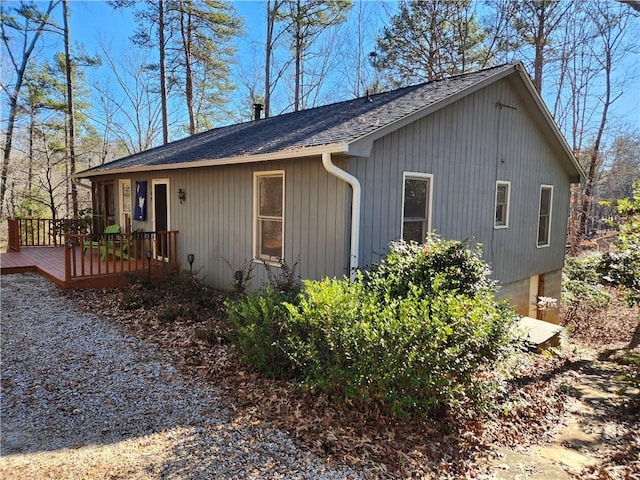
[63, 282, 639, 479]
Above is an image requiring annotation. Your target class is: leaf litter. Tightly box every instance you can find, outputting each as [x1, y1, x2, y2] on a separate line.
[64, 280, 639, 479]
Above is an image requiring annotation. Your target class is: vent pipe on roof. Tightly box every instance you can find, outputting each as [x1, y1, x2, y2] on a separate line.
[253, 103, 263, 120]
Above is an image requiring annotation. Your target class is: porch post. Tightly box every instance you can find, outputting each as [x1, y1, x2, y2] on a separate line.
[7, 218, 20, 252]
[64, 236, 72, 282]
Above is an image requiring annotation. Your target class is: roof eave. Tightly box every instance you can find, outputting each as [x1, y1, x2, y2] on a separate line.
[75, 143, 350, 179]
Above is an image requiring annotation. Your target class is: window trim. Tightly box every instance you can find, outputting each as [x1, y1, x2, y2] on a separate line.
[537, 184, 553, 248]
[400, 172, 433, 243]
[253, 170, 285, 264]
[494, 180, 511, 229]
[118, 179, 132, 232]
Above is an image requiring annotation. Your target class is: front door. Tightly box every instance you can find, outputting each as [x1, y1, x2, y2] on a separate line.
[152, 179, 170, 260]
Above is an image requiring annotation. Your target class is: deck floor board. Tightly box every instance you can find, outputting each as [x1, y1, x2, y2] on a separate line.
[1, 247, 161, 288]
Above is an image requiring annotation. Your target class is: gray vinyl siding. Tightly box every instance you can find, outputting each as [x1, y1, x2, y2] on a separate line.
[107, 156, 347, 290]
[348, 77, 571, 285]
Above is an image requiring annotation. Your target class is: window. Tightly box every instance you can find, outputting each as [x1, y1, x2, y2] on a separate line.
[494, 181, 510, 228]
[254, 171, 284, 261]
[401, 173, 432, 243]
[537, 185, 553, 247]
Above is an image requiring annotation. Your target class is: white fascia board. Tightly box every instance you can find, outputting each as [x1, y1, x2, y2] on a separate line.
[75, 143, 350, 179]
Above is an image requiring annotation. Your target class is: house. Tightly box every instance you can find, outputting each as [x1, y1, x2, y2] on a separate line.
[76, 62, 584, 323]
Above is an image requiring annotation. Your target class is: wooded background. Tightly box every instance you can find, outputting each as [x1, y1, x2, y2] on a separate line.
[1, 0, 639, 248]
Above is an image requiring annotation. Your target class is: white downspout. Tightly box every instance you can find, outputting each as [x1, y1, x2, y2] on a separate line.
[322, 152, 361, 281]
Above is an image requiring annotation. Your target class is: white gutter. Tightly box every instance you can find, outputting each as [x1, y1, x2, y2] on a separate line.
[322, 152, 361, 281]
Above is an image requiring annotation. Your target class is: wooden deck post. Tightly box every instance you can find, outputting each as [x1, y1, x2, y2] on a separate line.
[64, 237, 72, 282]
[7, 219, 20, 252]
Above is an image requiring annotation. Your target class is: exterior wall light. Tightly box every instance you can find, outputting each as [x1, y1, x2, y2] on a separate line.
[178, 188, 186, 204]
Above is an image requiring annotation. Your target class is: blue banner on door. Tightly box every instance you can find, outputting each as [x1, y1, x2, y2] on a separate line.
[134, 181, 147, 220]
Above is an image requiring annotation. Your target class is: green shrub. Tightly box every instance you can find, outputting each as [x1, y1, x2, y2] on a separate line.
[224, 287, 297, 378]
[598, 181, 640, 306]
[362, 238, 495, 300]
[281, 239, 518, 417]
[283, 274, 517, 417]
[562, 255, 613, 321]
[224, 237, 518, 417]
[599, 247, 640, 306]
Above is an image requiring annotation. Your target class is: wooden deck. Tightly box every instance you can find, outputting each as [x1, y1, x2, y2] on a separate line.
[1, 246, 167, 288]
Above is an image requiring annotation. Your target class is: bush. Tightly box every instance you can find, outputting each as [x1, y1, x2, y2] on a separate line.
[283, 275, 518, 417]
[598, 181, 640, 306]
[225, 286, 297, 379]
[562, 255, 613, 323]
[224, 237, 519, 417]
[599, 247, 640, 306]
[362, 238, 495, 300]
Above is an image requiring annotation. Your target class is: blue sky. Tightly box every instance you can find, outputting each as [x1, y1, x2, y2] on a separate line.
[5, 1, 639, 145]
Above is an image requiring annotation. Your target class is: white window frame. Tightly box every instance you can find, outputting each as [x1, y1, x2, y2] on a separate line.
[118, 179, 132, 232]
[537, 184, 553, 248]
[494, 180, 511, 229]
[253, 170, 285, 264]
[400, 172, 433, 243]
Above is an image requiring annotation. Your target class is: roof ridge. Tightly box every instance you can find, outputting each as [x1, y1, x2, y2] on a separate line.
[253, 62, 517, 122]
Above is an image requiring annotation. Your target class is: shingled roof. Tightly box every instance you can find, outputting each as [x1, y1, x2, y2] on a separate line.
[80, 62, 579, 178]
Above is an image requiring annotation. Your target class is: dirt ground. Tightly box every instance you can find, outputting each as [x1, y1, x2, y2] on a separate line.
[56, 277, 639, 479]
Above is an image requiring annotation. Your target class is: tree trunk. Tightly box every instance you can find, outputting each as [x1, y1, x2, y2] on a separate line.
[294, 0, 302, 111]
[579, 49, 612, 238]
[28, 110, 35, 217]
[159, 0, 169, 144]
[265, 0, 275, 118]
[1, 82, 20, 219]
[63, 0, 78, 218]
[179, 3, 195, 135]
[533, 2, 545, 93]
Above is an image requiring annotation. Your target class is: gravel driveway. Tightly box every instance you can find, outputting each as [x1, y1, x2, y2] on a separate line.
[1, 273, 360, 479]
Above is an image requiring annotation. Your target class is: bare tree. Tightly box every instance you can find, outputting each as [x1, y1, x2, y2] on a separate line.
[619, 0, 640, 13]
[577, 1, 635, 238]
[158, 0, 168, 143]
[91, 43, 165, 154]
[264, 0, 283, 117]
[336, 0, 381, 97]
[480, 0, 520, 66]
[0, 0, 60, 218]
[109, 0, 170, 143]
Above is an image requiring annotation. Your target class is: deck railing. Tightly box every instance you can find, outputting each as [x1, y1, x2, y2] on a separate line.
[63, 230, 179, 281]
[7, 217, 92, 251]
